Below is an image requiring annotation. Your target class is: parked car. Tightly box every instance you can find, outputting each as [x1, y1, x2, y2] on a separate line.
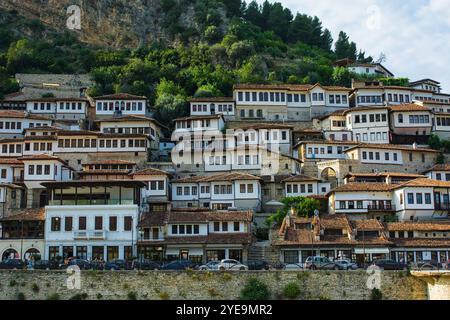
[104, 259, 132, 271]
[443, 260, 450, 270]
[67, 259, 92, 270]
[247, 260, 270, 271]
[33, 260, 61, 270]
[198, 261, 220, 271]
[218, 259, 248, 271]
[334, 259, 358, 270]
[304, 256, 339, 270]
[132, 260, 160, 270]
[90, 261, 105, 270]
[410, 260, 441, 271]
[161, 260, 195, 270]
[372, 259, 408, 271]
[0, 259, 26, 270]
[283, 263, 304, 270]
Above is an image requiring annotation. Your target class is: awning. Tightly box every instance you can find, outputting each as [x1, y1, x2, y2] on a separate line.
[24, 181, 46, 189]
[354, 248, 390, 254]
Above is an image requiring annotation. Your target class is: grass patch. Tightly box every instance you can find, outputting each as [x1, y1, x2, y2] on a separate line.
[47, 293, 60, 300]
[283, 282, 301, 299]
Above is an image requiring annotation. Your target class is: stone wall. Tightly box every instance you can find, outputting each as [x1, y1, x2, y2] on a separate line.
[0, 270, 427, 300]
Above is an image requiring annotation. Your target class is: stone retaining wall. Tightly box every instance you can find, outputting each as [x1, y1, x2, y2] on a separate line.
[0, 270, 427, 300]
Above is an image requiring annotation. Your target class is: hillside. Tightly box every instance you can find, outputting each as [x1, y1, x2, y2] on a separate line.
[0, 0, 374, 125]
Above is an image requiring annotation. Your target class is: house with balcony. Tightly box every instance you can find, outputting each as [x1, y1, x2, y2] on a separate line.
[334, 59, 394, 78]
[77, 160, 137, 181]
[42, 180, 145, 261]
[189, 97, 235, 120]
[171, 172, 262, 211]
[344, 172, 426, 185]
[351, 81, 413, 107]
[0, 110, 53, 139]
[0, 208, 45, 261]
[344, 106, 390, 144]
[388, 103, 433, 144]
[94, 93, 147, 119]
[328, 182, 396, 221]
[409, 79, 442, 93]
[137, 210, 254, 263]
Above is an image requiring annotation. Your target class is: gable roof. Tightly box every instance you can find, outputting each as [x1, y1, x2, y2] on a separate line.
[388, 103, 432, 112]
[423, 164, 450, 173]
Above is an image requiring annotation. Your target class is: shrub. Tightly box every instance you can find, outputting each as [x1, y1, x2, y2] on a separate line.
[158, 291, 170, 300]
[283, 282, 301, 299]
[239, 278, 270, 300]
[207, 288, 219, 297]
[9, 279, 17, 287]
[47, 293, 60, 300]
[96, 293, 103, 300]
[127, 291, 137, 300]
[370, 288, 383, 300]
[69, 293, 88, 300]
[17, 292, 26, 300]
[31, 283, 40, 293]
[222, 273, 232, 281]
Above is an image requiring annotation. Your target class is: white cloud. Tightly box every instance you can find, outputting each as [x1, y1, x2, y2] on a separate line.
[253, 0, 450, 91]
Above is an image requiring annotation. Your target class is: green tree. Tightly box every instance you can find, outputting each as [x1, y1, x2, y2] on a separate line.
[154, 79, 188, 127]
[428, 135, 442, 150]
[266, 196, 321, 226]
[335, 31, 357, 60]
[332, 67, 353, 87]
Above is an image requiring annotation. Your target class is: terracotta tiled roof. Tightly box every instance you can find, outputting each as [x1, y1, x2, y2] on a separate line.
[423, 164, 450, 173]
[0, 158, 23, 165]
[172, 172, 261, 183]
[24, 136, 58, 141]
[233, 83, 351, 92]
[139, 212, 168, 227]
[345, 144, 440, 153]
[189, 97, 234, 103]
[282, 175, 320, 183]
[239, 123, 294, 130]
[319, 215, 352, 230]
[295, 140, 358, 148]
[343, 106, 389, 114]
[317, 110, 347, 120]
[329, 182, 395, 193]
[19, 154, 69, 166]
[0, 110, 51, 121]
[85, 160, 136, 166]
[386, 221, 450, 232]
[95, 116, 167, 129]
[0, 208, 45, 221]
[351, 219, 384, 231]
[94, 93, 147, 100]
[260, 175, 293, 184]
[346, 172, 426, 179]
[79, 170, 131, 175]
[140, 233, 253, 245]
[167, 211, 253, 223]
[174, 114, 224, 122]
[132, 168, 169, 176]
[394, 178, 450, 189]
[388, 103, 432, 112]
[391, 238, 450, 248]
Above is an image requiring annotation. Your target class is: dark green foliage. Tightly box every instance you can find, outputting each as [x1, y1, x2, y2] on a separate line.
[17, 292, 26, 300]
[283, 282, 301, 299]
[370, 288, 383, 300]
[239, 278, 270, 300]
[266, 196, 321, 226]
[69, 293, 88, 300]
[127, 291, 138, 300]
[0, 1, 370, 124]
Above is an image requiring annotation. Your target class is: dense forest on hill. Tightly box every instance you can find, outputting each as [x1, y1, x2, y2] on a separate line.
[0, 0, 377, 123]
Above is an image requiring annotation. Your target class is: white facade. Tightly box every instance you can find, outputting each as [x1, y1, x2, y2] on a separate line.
[345, 108, 390, 144]
[26, 99, 88, 119]
[44, 205, 139, 261]
[95, 95, 147, 117]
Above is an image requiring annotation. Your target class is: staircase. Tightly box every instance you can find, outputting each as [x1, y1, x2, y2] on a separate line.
[248, 241, 278, 263]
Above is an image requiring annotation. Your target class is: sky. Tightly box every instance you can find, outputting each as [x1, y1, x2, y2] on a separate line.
[254, 0, 450, 92]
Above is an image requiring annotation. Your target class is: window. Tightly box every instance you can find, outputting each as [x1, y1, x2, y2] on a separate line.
[214, 222, 220, 232]
[172, 225, 178, 234]
[222, 222, 228, 232]
[51, 217, 61, 232]
[0, 169, 6, 179]
[234, 222, 240, 232]
[109, 216, 117, 231]
[79, 217, 86, 230]
[95, 216, 103, 230]
[44, 165, 50, 175]
[247, 184, 254, 193]
[65, 217, 73, 232]
[425, 193, 432, 205]
[124, 216, 132, 231]
[407, 193, 414, 205]
[36, 165, 42, 175]
[28, 165, 34, 175]
[416, 193, 423, 205]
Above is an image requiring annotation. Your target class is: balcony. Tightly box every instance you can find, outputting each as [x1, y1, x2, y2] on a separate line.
[49, 199, 135, 206]
[367, 204, 396, 212]
[73, 230, 107, 240]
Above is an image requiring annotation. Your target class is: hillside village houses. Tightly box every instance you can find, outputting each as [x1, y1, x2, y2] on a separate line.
[0, 68, 449, 267]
